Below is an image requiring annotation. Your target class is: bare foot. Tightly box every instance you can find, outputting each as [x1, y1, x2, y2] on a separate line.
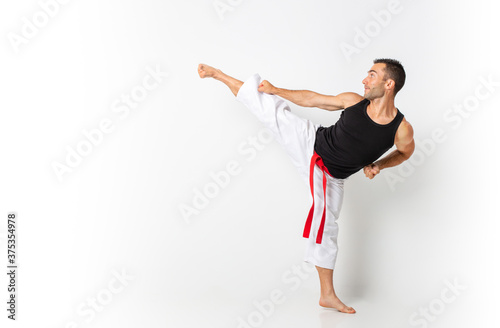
[197, 64, 243, 96]
[319, 296, 356, 314]
[198, 63, 221, 79]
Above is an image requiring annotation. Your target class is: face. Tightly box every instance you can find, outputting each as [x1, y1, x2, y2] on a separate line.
[362, 63, 388, 100]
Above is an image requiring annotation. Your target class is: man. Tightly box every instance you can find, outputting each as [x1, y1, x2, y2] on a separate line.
[198, 59, 414, 313]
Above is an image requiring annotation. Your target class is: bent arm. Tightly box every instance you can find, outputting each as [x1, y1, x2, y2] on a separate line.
[364, 119, 414, 179]
[375, 119, 415, 170]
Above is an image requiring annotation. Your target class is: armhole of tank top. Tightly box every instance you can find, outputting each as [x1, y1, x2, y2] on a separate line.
[396, 110, 404, 126]
[392, 111, 405, 142]
[346, 98, 367, 111]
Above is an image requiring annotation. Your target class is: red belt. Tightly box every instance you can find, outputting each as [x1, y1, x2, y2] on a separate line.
[303, 151, 333, 244]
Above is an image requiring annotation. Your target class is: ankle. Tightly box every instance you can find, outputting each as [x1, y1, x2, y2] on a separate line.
[320, 290, 337, 299]
[213, 69, 224, 80]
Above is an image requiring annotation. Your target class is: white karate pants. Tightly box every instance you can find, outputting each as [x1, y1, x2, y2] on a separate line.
[236, 73, 345, 270]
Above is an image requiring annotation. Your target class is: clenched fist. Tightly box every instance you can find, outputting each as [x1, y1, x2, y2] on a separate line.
[258, 80, 276, 94]
[363, 163, 380, 179]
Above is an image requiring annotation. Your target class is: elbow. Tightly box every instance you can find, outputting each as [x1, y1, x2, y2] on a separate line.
[400, 139, 415, 161]
[400, 147, 414, 161]
[401, 152, 412, 161]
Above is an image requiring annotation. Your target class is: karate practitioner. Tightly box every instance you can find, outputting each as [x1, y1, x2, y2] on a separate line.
[197, 59, 415, 313]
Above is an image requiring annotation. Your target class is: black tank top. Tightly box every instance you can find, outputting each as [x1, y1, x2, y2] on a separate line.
[314, 98, 404, 179]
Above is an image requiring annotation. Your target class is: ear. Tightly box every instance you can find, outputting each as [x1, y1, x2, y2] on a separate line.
[385, 79, 395, 91]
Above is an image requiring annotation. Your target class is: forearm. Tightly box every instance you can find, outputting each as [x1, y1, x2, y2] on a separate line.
[272, 87, 317, 107]
[374, 149, 410, 170]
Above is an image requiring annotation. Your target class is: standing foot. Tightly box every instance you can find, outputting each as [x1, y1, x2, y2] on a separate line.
[319, 295, 356, 314]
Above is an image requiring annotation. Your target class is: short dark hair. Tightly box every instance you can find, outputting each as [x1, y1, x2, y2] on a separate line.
[374, 58, 406, 95]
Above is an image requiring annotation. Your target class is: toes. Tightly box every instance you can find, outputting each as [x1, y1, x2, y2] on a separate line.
[339, 305, 356, 314]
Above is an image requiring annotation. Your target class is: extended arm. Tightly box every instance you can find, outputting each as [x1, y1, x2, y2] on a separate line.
[364, 119, 415, 179]
[258, 80, 363, 111]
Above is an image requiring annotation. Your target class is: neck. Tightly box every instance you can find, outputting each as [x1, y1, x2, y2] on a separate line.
[367, 95, 396, 117]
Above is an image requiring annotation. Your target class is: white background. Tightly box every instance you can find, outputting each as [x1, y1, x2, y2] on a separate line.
[1, 0, 499, 327]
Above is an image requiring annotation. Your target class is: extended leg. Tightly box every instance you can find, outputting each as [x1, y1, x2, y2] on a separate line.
[199, 65, 319, 181]
[316, 266, 355, 313]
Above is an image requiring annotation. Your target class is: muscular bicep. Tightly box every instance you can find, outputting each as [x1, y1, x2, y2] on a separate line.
[311, 92, 364, 111]
[394, 119, 415, 160]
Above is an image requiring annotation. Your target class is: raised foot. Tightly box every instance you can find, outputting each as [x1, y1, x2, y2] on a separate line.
[198, 63, 221, 79]
[319, 296, 356, 314]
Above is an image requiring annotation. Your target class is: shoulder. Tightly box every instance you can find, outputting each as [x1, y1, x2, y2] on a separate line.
[394, 118, 415, 158]
[338, 92, 364, 109]
[396, 118, 414, 142]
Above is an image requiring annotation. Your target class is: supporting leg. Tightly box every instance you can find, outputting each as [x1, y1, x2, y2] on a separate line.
[316, 266, 355, 313]
[198, 63, 243, 97]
